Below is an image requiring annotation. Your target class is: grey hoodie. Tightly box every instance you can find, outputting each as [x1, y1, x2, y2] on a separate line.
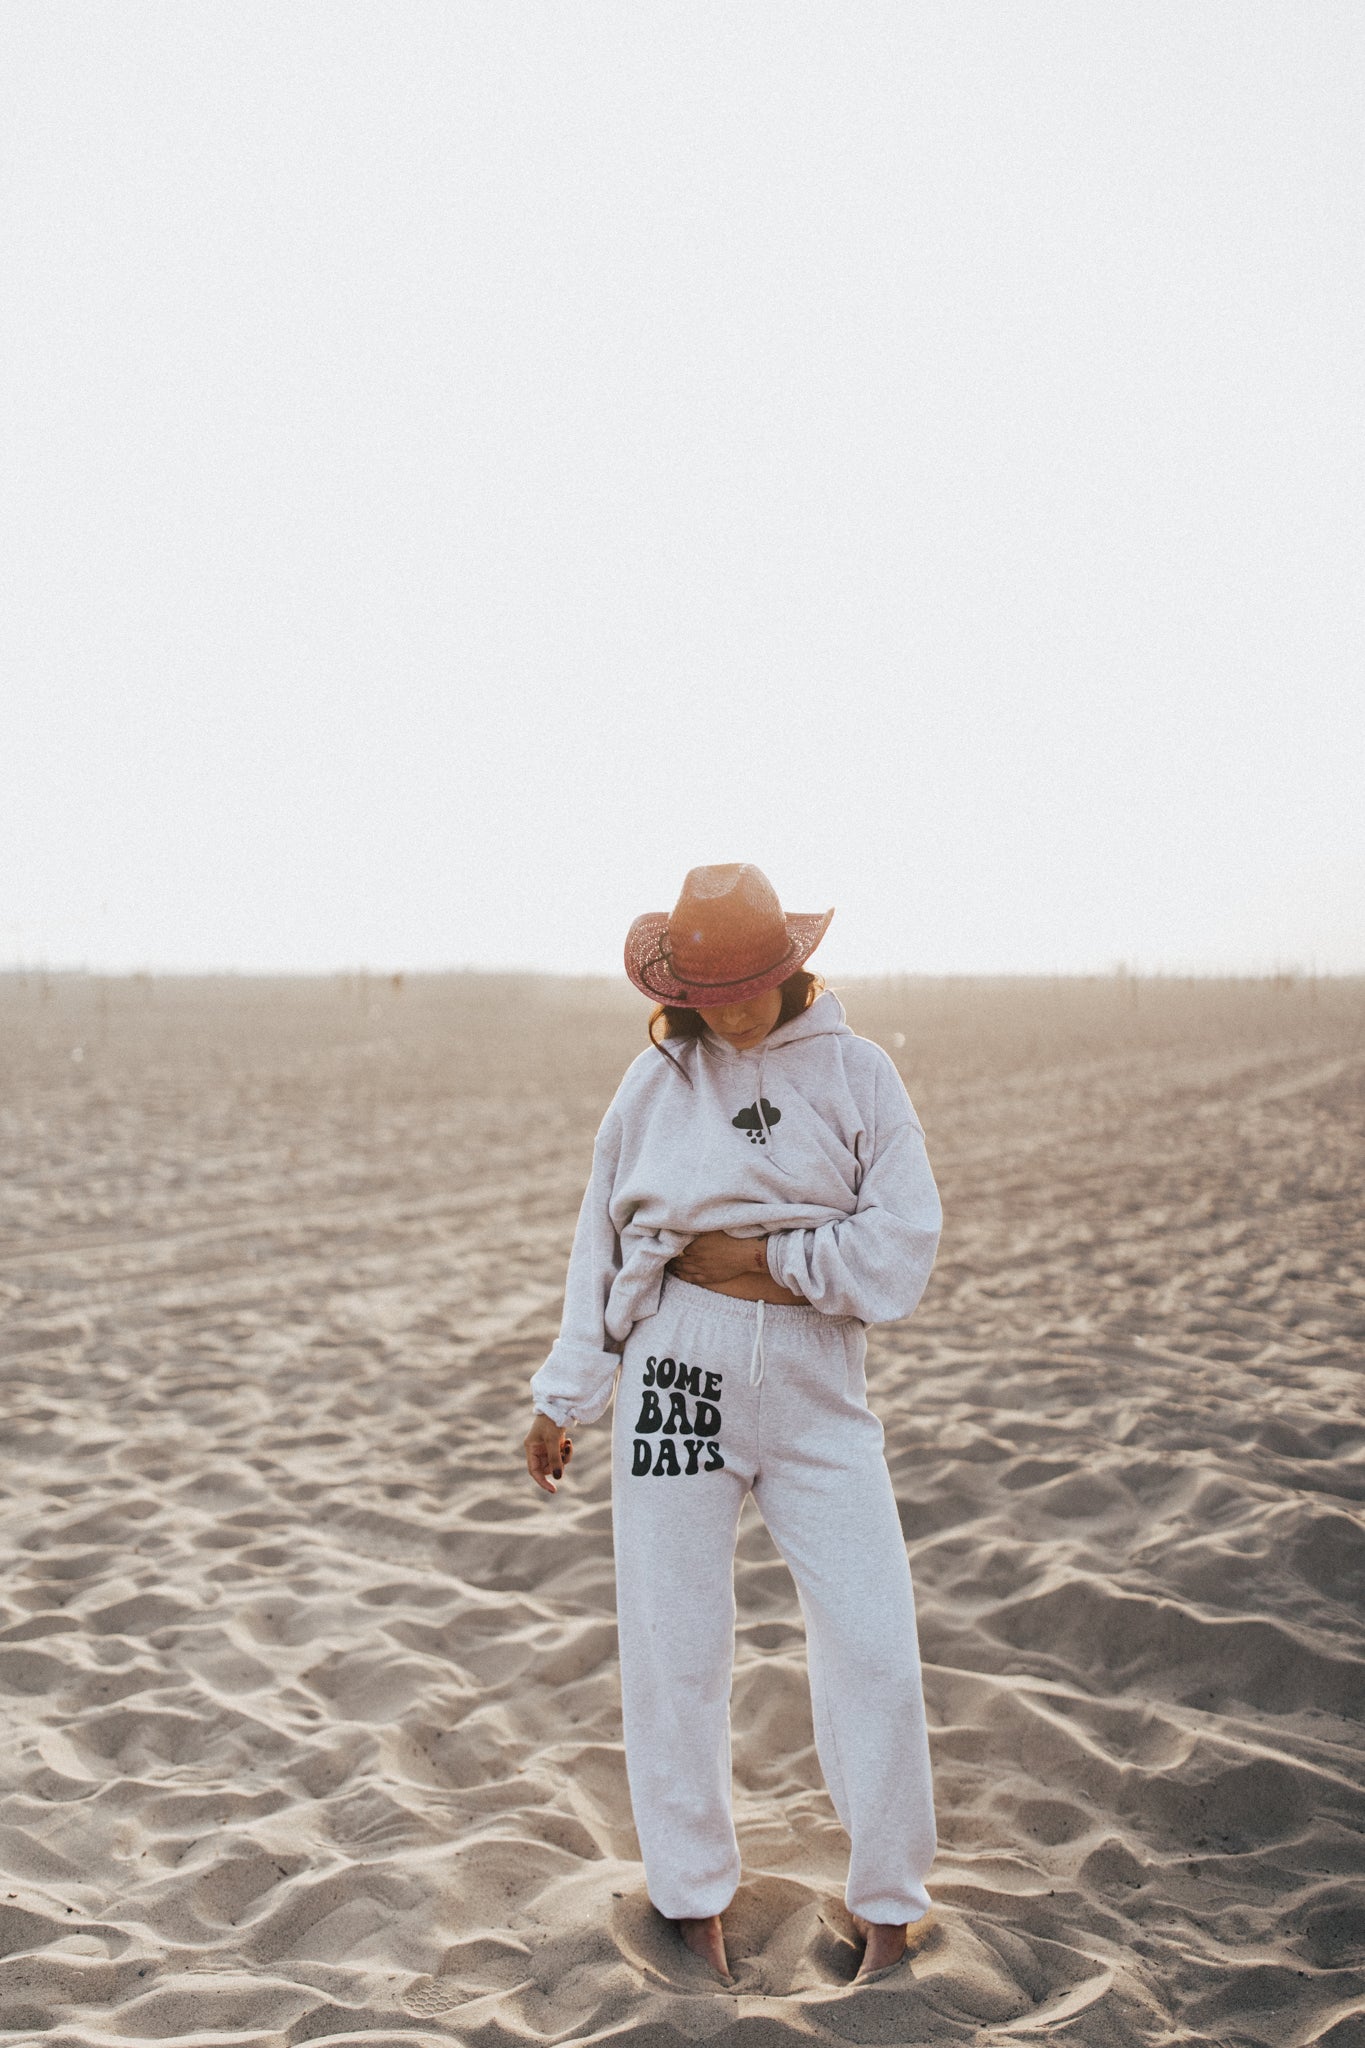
[528, 991, 942, 1428]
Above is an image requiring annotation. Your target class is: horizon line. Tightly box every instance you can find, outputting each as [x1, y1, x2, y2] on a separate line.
[2, 962, 1359, 986]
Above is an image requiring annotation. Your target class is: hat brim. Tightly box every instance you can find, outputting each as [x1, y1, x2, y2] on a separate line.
[624, 908, 834, 1007]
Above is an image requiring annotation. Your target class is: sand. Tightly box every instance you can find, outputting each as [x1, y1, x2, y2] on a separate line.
[1, 967, 1362, 2048]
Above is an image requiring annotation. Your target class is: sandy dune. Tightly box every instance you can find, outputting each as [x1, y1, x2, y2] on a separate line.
[1, 969, 1362, 2047]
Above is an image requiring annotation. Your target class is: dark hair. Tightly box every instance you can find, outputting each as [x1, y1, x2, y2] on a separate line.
[648, 969, 824, 1056]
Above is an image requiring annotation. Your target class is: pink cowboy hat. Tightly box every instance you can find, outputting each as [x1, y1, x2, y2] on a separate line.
[624, 863, 834, 1007]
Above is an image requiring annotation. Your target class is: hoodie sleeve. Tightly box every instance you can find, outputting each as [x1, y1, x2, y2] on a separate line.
[527, 1112, 625, 1428]
[764, 1050, 941, 1324]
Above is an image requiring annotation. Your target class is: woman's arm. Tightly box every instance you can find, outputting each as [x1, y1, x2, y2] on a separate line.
[527, 1115, 626, 1430]
[763, 1053, 942, 1323]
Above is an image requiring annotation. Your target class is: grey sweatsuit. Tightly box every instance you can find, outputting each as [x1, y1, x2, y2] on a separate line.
[529, 992, 940, 1924]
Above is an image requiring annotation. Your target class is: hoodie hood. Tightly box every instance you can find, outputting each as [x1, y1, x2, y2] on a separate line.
[700, 989, 850, 1062]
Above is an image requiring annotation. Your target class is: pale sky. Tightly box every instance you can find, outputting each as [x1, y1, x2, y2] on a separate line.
[3, 3, 1361, 978]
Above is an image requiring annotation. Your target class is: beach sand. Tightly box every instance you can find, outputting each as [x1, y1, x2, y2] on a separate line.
[1, 968, 1362, 2047]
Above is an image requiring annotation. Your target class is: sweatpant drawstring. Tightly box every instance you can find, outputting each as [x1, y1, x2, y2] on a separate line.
[749, 1299, 766, 1388]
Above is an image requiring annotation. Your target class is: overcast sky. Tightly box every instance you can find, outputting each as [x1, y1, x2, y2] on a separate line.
[3, 3, 1361, 978]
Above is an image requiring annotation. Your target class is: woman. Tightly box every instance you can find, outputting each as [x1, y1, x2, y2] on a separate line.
[523, 863, 940, 1985]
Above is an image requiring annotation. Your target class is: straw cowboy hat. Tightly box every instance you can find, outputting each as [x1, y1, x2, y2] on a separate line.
[624, 864, 834, 1007]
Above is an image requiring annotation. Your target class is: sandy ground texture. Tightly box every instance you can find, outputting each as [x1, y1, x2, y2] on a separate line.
[1, 968, 1363, 2048]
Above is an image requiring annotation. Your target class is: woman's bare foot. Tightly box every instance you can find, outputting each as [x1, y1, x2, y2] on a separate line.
[850, 1909, 933, 1982]
[851, 1912, 905, 1980]
[677, 1913, 733, 1981]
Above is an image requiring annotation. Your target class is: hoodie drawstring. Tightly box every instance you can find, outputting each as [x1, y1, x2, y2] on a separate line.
[755, 1051, 789, 1173]
[749, 1299, 766, 1387]
[754, 1051, 771, 1146]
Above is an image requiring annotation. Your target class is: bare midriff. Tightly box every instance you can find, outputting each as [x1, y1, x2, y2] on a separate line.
[688, 1270, 808, 1308]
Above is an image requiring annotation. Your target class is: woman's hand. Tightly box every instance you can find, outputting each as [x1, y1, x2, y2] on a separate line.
[525, 1411, 574, 1495]
[670, 1231, 768, 1287]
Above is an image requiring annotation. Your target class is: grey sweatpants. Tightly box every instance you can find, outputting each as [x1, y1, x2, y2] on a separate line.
[610, 1273, 935, 1924]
